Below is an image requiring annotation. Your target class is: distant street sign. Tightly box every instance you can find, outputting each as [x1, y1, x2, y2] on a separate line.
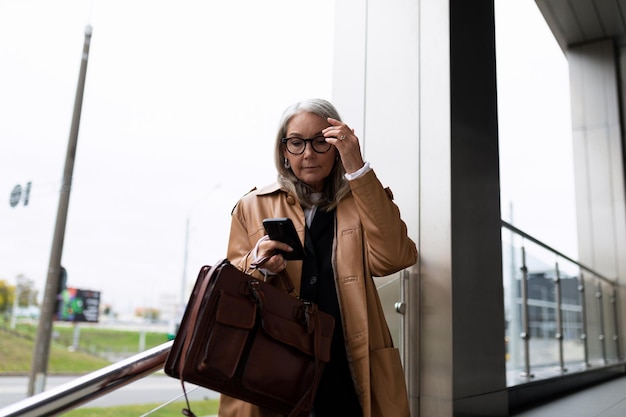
[55, 288, 101, 323]
[23, 181, 31, 205]
[9, 182, 32, 207]
[9, 185, 21, 207]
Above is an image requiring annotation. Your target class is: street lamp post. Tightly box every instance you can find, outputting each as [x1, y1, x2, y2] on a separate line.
[180, 217, 190, 308]
[27, 25, 92, 396]
[179, 184, 221, 310]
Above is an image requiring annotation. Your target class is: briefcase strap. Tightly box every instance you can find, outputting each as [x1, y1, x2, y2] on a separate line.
[177, 264, 215, 417]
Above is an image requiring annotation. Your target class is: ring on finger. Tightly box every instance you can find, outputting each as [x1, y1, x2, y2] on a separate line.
[339, 135, 346, 140]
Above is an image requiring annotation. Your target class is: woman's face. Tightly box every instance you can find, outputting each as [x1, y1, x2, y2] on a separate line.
[283, 112, 336, 192]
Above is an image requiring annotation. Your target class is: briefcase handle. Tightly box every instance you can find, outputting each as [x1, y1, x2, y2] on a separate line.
[250, 254, 298, 296]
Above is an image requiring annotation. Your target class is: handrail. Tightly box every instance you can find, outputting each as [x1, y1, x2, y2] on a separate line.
[0, 341, 172, 417]
[501, 220, 616, 284]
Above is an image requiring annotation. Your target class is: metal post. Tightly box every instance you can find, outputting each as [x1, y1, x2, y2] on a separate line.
[520, 246, 533, 378]
[595, 280, 607, 365]
[72, 323, 80, 351]
[27, 25, 92, 396]
[578, 271, 590, 367]
[139, 328, 146, 353]
[610, 287, 621, 360]
[554, 262, 567, 373]
[509, 217, 521, 370]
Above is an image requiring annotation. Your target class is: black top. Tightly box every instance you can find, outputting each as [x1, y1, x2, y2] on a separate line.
[300, 208, 362, 417]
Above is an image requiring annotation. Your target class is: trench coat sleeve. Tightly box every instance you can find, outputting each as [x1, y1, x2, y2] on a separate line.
[348, 169, 418, 276]
[226, 199, 266, 281]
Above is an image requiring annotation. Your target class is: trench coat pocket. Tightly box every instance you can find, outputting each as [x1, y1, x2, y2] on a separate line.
[370, 347, 410, 417]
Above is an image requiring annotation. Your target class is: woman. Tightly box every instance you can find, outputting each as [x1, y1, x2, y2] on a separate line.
[220, 99, 417, 417]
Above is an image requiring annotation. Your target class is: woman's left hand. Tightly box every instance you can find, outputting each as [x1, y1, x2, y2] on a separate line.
[323, 117, 365, 174]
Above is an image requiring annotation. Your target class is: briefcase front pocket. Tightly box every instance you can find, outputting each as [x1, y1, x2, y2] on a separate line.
[199, 290, 257, 381]
[242, 309, 318, 404]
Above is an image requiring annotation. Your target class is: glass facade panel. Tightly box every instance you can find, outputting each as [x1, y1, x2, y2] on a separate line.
[584, 274, 603, 365]
[601, 281, 618, 362]
[560, 265, 585, 366]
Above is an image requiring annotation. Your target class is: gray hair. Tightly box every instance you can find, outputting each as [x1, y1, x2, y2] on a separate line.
[273, 98, 350, 210]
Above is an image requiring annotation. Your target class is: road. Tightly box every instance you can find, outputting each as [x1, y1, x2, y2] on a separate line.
[0, 374, 219, 411]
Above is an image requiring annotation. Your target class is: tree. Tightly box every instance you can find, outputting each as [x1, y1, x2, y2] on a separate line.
[15, 275, 39, 307]
[135, 306, 160, 321]
[0, 279, 15, 314]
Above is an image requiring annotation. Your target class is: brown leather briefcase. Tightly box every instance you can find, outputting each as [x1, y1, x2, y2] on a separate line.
[164, 259, 335, 417]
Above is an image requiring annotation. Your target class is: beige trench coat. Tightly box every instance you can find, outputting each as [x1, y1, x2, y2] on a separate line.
[220, 169, 418, 417]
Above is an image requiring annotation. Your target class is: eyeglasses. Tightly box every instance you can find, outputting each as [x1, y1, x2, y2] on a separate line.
[281, 136, 332, 155]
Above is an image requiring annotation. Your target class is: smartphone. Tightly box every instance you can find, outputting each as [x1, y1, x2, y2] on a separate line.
[262, 217, 305, 260]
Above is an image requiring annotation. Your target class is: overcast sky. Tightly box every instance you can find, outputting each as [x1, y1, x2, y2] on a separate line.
[0, 0, 577, 314]
[0, 0, 336, 315]
[494, 0, 578, 273]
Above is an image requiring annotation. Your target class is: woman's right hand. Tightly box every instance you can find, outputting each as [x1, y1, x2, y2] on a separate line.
[253, 236, 293, 273]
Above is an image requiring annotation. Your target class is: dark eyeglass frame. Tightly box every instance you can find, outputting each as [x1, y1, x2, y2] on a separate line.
[281, 136, 332, 155]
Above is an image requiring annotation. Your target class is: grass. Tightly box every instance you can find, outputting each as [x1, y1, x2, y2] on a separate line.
[63, 399, 219, 416]
[0, 322, 169, 374]
[11, 322, 169, 356]
[0, 321, 219, 415]
[0, 328, 110, 373]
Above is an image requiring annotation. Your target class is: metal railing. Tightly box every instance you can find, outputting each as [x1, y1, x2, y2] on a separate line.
[502, 220, 622, 386]
[0, 341, 172, 417]
[502, 220, 615, 283]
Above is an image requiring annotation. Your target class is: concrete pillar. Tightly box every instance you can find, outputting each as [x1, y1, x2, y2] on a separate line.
[419, 1, 508, 415]
[333, 1, 508, 415]
[568, 39, 626, 358]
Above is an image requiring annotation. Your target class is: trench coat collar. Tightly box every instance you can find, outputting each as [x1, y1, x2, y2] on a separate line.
[254, 182, 301, 207]
[255, 182, 283, 196]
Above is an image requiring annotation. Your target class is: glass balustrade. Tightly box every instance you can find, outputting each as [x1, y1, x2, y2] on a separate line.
[502, 221, 620, 386]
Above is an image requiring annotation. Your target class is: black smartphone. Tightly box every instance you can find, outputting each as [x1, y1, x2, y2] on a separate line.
[262, 217, 305, 260]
